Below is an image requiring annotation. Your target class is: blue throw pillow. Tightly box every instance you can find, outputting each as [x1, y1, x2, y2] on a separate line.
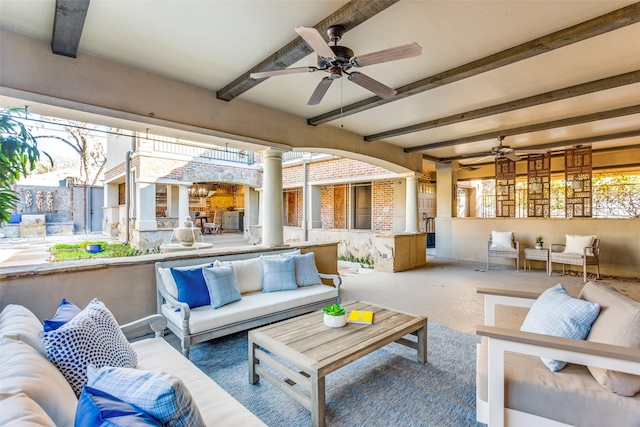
[282, 252, 323, 287]
[261, 256, 298, 293]
[9, 213, 21, 224]
[76, 385, 161, 427]
[44, 298, 81, 332]
[521, 284, 600, 372]
[170, 267, 211, 308]
[202, 266, 242, 309]
[87, 366, 204, 427]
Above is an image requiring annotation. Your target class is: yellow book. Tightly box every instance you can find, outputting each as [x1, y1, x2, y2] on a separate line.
[348, 310, 374, 325]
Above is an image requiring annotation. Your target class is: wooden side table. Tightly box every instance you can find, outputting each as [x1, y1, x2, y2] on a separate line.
[524, 248, 549, 273]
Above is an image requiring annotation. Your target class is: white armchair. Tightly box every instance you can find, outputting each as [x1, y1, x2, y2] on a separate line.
[476, 286, 640, 427]
[549, 235, 600, 282]
[487, 231, 520, 271]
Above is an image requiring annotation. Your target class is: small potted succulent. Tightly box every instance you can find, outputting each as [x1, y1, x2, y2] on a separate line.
[535, 235, 544, 249]
[323, 304, 347, 328]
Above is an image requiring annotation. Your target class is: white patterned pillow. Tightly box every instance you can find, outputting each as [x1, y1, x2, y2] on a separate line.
[42, 299, 137, 396]
[87, 365, 204, 427]
[282, 252, 323, 287]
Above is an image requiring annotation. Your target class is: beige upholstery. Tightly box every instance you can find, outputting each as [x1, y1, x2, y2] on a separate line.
[487, 232, 520, 271]
[549, 237, 600, 282]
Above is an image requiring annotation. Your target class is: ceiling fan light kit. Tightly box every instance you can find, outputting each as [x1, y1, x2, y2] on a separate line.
[249, 25, 421, 105]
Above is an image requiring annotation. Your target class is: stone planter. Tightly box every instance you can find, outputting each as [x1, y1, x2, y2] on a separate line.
[323, 313, 347, 328]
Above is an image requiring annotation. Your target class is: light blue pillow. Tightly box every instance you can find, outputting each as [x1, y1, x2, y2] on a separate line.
[261, 256, 298, 293]
[44, 298, 81, 332]
[76, 385, 161, 427]
[202, 266, 242, 309]
[521, 284, 600, 372]
[282, 252, 323, 287]
[87, 365, 204, 427]
[42, 299, 138, 396]
[170, 267, 211, 308]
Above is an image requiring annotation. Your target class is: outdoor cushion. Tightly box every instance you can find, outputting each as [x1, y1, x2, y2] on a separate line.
[0, 392, 56, 427]
[75, 385, 161, 427]
[170, 268, 211, 308]
[229, 258, 263, 294]
[87, 365, 204, 426]
[261, 256, 298, 292]
[520, 284, 600, 371]
[0, 304, 47, 357]
[158, 262, 214, 299]
[564, 234, 596, 256]
[0, 337, 78, 427]
[580, 282, 640, 396]
[43, 298, 81, 332]
[282, 252, 323, 287]
[490, 231, 514, 249]
[42, 299, 137, 396]
[202, 266, 242, 309]
[162, 285, 337, 335]
[9, 213, 22, 224]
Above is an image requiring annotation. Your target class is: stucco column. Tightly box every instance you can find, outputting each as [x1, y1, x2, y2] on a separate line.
[435, 161, 459, 258]
[405, 174, 418, 233]
[166, 185, 179, 218]
[308, 185, 322, 229]
[178, 185, 189, 223]
[262, 148, 284, 247]
[136, 182, 157, 231]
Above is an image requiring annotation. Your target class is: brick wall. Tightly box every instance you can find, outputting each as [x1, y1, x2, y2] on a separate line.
[372, 180, 395, 231]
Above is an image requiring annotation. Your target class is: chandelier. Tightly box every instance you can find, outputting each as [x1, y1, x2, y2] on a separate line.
[189, 183, 208, 197]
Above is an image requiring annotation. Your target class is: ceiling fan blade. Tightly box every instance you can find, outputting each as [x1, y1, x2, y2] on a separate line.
[307, 77, 333, 105]
[521, 150, 550, 155]
[504, 153, 521, 161]
[466, 154, 494, 164]
[250, 66, 318, 79]
[350, 42, 422, 67]
[295, 26, 336, 60]
[347, 72, 397, 99]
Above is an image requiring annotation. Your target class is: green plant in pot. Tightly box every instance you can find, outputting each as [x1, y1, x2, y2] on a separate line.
[535, 235, 544, 249]
[323, 304, 346, 328]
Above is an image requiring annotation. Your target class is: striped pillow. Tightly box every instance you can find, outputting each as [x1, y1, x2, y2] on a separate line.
[261, 256, 298, 292]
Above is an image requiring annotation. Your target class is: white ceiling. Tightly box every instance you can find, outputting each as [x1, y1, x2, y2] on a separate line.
[1, 0, 639, 168]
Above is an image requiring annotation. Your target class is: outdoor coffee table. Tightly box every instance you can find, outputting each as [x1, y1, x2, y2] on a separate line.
[248, 301, 427, 427]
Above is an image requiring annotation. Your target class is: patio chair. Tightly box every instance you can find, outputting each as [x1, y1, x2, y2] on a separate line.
[487, 231, 520, 271]
[549, 235, 600, 282]
[203, 212, 222, 235]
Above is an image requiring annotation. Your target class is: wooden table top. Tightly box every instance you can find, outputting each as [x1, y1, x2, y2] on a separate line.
[249, 301, 427, 378]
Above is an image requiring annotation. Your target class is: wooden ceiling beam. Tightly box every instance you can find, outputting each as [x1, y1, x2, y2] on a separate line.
[308, 3, 640, 126]
[51, 0, 91, 58]
[216, 0, 399, 101]
[366, 70, 640, 142]
[405, 105, 640, 153]
[437, 130, 640, 163]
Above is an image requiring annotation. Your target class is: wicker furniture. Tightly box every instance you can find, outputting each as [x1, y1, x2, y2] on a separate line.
[487, 233, 520, 271]
[523, 248, 549, 273]
[549, 237, 600, 282]
[248, 301, 428, 427]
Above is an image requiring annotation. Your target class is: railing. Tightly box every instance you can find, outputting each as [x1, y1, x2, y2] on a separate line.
[282, 151, 305, 162]
[153, 140, 254, 164]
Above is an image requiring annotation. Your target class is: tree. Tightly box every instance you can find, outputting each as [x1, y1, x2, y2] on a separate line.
[0, 108, 50, 225]
[593, 175, 640, 218]
[30, 117, 107, 185]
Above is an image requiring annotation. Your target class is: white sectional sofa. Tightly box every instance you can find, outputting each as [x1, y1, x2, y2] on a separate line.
[155, 248, 342, 357]
[0, 304, 266, 427]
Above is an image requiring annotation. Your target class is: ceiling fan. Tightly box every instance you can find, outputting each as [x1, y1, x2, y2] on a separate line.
[466, 136, 548, 163]
[250, 25, 422, 105]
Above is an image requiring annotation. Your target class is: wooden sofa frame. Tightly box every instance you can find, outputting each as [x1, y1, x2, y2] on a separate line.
[476, 287, 640, 427]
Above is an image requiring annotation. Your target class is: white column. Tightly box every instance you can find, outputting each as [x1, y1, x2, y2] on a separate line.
[308, 185, 322, 229]
[262, 148, 284, 246]
[136, 182, 157, 231]
[178, 185, 190, 223]
[405, 174, 418, 233]
[166, 185, 179, 218]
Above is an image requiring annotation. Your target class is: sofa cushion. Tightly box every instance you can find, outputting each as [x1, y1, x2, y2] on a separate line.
[0, 304, 46, 357]
[0, 392, 56, 427]
[490, 231, 514, 249]
[43, 299, 81, 332]
[0, 337, 77, 427]
[477, 337, 640, 427]
[75, 385, 161, 427]
[159, 262, 214, 299]
[261, 256, 298, 292]
[282, 252, 323, 287]
[230, 258, 263, 294]
[202, 266, 242, 309]
[87, 365, 204, 426]
[42, 299, 137, 396]
[520, 284, 600, 372]
[564, 234, 596, 256]
[170, 268, 211, 308]
[580, 282, 640, 396]
[162, 284, 338, 335]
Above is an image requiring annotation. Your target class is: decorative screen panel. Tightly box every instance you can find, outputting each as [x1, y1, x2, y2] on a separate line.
[565, 147, 592, 218]
[527, 153, 551, 217]
[495, 158, 516, 217]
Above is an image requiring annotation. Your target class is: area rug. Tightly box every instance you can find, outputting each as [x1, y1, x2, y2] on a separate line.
[189, 323, 486, 427]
